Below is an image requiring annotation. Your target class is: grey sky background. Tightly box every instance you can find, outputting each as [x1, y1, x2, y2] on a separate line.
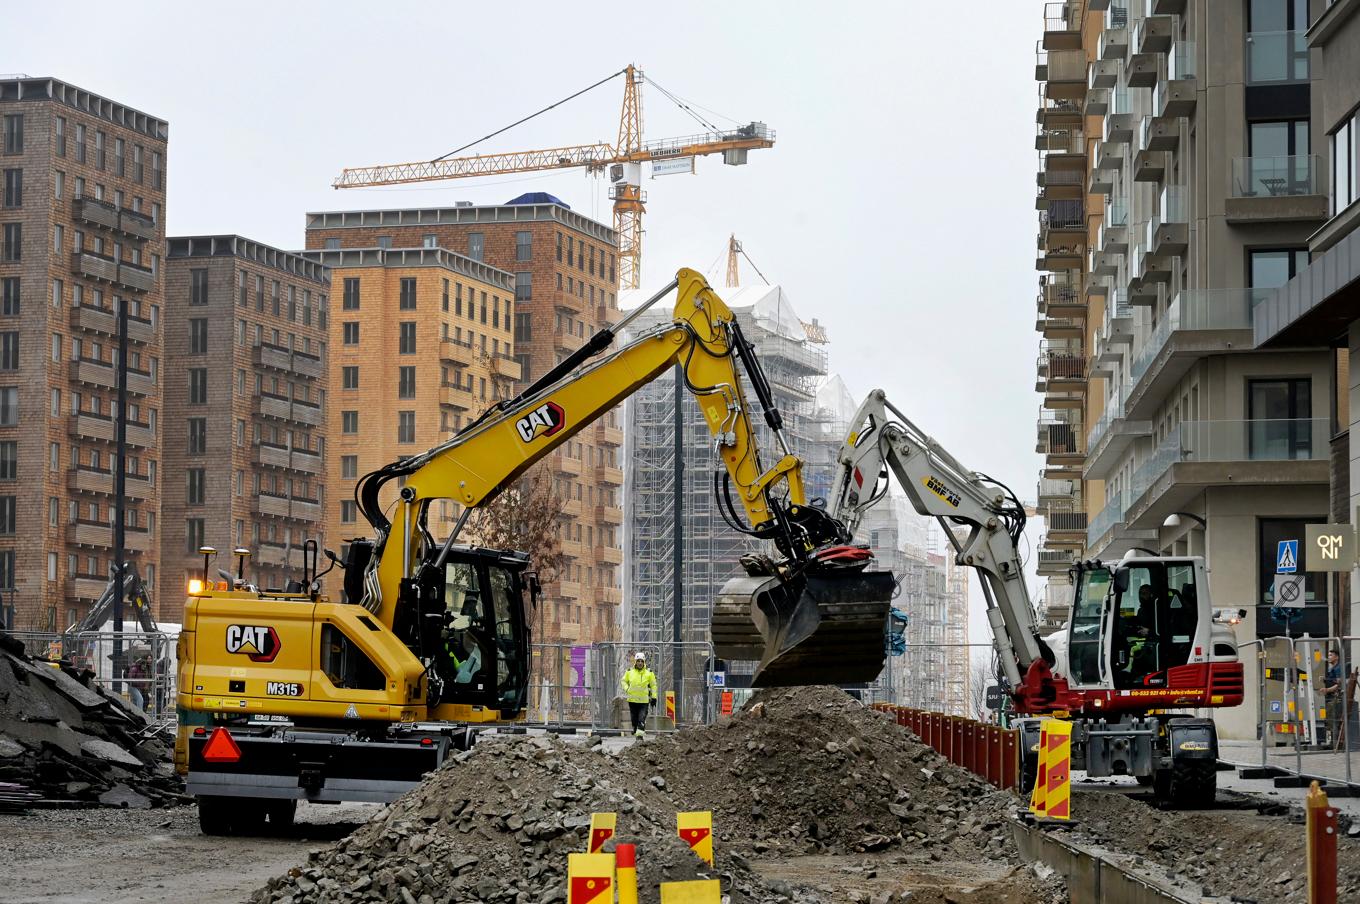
[11, 1, 1047, 647]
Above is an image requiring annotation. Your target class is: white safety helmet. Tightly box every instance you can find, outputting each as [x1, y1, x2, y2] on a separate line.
[633, 652, 646, 664]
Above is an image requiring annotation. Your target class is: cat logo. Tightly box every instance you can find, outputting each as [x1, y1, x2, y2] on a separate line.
[922, 475, 962, 508]
[266, 681, 303, 697]
[225, 624, 281, 663]
[515, 401, 566, 443]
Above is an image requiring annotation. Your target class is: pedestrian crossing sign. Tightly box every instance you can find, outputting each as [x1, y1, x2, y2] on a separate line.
[1277, 539, 1298, 574]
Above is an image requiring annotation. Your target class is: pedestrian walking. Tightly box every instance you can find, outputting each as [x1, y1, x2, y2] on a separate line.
[621, 652, 658, 739]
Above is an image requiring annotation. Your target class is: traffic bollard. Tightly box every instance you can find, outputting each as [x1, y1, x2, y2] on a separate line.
[616, 843, 638, 904]
[1306, 781, 1338, 904]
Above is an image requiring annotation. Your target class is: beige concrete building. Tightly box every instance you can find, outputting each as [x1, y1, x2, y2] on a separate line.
[160, 236, 329, 611]
[297, 247, 517, 569]
[0, 77, 167, 629]
[1034, 0, 1336, 740]
[304, 202, 624, 645]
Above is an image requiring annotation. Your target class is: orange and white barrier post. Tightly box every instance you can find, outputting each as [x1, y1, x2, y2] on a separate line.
[615, 843, 638, 904]
[1029, 721, 1051, 817]
[1040, 719, 1072, 821]
[588, 812, 616, 853]
[665, 690, 676, 724]
[677, 810, 714, 865]
[567, 852, 614, 904]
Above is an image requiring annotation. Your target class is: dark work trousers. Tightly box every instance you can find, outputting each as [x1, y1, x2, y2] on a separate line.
[629, 701, 649, 732]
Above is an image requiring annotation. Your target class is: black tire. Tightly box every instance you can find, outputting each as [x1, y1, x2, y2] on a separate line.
[265, 799, 297, 830]
[197, 796, 235, 836]
[1152, 760, 1216, 808]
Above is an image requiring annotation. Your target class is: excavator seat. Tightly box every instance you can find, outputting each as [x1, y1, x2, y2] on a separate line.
[712, 566, 895, 687]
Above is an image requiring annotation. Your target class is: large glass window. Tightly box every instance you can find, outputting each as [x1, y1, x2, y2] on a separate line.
[1244, 120, 1312, 196]
[1248, 378, 1312, 459]
[1068, 567, 1111, 685]
[1332, 113, 1358, 216]
[319, 624, 386, 690]
[1247, 0, 1309, 83]
[1249, 248, 1309, 303]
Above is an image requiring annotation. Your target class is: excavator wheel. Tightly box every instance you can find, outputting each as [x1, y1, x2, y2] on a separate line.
[712, 568, 895, 687]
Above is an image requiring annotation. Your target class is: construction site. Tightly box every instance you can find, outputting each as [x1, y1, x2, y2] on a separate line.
[7, 0, 1360, 902]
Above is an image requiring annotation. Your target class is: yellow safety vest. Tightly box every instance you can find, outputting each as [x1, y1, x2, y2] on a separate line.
[621, 667, 658, 704]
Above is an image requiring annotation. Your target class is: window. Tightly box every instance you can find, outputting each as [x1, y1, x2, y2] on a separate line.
[0, 497, 12, 534]
[75, 124, 87, 162]
[343, 321, 360, 345]
[1249, 378, 1313, 460]
[51, 279, 62, 308]
[53, 170, 62, 200]
[189, 368, 208, 405]
[342, 277, 360, 310]
[54, 117, 65, 157]
[399, 321, 416, 355]
[341, 455, 358, 480]
[441, 278, 450, 312]
[1, 169, 19, 208]
[151, 151, 162, 189]
[514, 312, 532, 341]
[342, 365, 359, 390]
[0, 387, 15, 426]
[94, 130, 106, 170]
[566, 235, 574, 266]
[516, 231, 532, 261]
[556, 232, 562, 262]
[0, 332, 16, 370]
[398, 365, 416, 399]
[1246, 0, 1309, 84]
[400, 277, 417, 310]
[187, 468, 206, 505]
[190, 268, 208, 305]
[50, 333, 59, 362]
[114, 137, 124, 176]
[341, 500, 358, 523]
[186, 518, 205, 554]
[1332, 110, 1359, 216]
[342, 411, 358, 433]
[132, 144, 142, 182]
[515, 272, 532, 302]
[187, 417, 207, 454]
[376, 235, 392, 249]
[0, 278, 14, 315]
[0, 441, 12, 479]
[1, 115, 20, 155]
[1249, 248, 1309, 302]
[423, 233, 437, 249]
[467, 233, 484, 261]
[2, 223, 20, 261]
[397, 411, 416, 444]
[189, 318, 208, 354]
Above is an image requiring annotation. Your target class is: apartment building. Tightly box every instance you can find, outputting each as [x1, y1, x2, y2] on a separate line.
[161, 236, 329, 610]
[304, 200, 625, 645]
[0, 78, 167, 629]
[1253, 0, 1360, 638]
[1034, 0, 1336, 740]
[297, 246, 515, 561]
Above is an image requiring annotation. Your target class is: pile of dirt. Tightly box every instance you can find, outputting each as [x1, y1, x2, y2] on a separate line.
[0, 632, 182, 810]
[254, 687, 1049, 904]
[1069, 788, 1360, 902]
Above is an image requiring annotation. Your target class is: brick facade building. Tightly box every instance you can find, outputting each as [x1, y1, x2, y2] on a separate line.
[0, 78, 167, 629]
[161, 236, 330, 613]
[305, 203, 624, 644]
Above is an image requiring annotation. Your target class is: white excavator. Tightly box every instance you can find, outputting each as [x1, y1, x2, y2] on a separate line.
[830, 389, 1245, 807]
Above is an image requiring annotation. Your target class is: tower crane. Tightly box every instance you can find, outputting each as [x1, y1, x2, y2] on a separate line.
[332, 65, 775, 290]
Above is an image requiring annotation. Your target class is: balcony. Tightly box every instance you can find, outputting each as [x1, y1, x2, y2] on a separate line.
[1037, 97, 1083, 129]
[1099, 200, 1129, 254]
[1045, 50, 1088, 100]
[1038, 547, 1076, 578]
[256, 443, 322, 474]
[1039, 201, 1084, 252]
[1105, 289, 1134, 344]
[67, 413, 155, 448]
[1041, 580, 1074, 623]
[256, 394, 323, 427]
[117, 263, 154, 293]
[439, 338, 473, 368]
[439, 383, 470, 412]
[557, 580, 582, 601]
[291, 448, 322, 474]
[1094, 139, 1124, 174]
[1085, 384, 1152, 480]
[1154, 46, 1197, 118]
[1141, 114, 1178, 152]
[254, 493, 291, 518]
[596, 423, 624, 447]
[1246, 31, 1308, 84]
[1226, 156, 1328, 224]
[1036, 413, 1083, 459]
[292, 498, 322, 521]
[1090, 167, 1116, 195]
[1088, 58, 1119, 90]
[1122, 419, 1330, 531]
[594, 504, 623, 525]
[256, 543, 305, 569]
[255, 443, 290, 469]
[1104, 109, 1134, 145]
[68, 305, 155, 345]
[1039, 316, 1083, 341]
[1039, 280, 1086, 318]
[555, 455, 583, 477]
[1132, 148, 1166, 182]
[1047, 510, 1089, 545]
[1090, 247, 1119, 277]
[70, 358, 156, 397]
[68, 521, 151, 552]
[1146, 185, 1188, 257]
[594, 545, 624, 566]
[1099, 10, 1129, 60]
[599, 587, 622, 606]
[492, 355, 521, 381]
[594, 463, 623, 486]
[1125, 289, 1256, 419]
[1125, 50, 1158, 88]
[1039, 351, 1087, 388]
[118, 209, 156, 242]
[560, 538, 585, 561]
[1042, 2, 1083, 51]
[69, 576, 109, 601]
[1084, 87, 1110, 117]
[71, 251, 118, 283]
[254, 343, 323, 380]
[1038, 476, 1081, 506]
[1036, 126, 1085, 154]
[65, 467, 152, 500]
[72, 197, 119, 231]
[1135, 14, 1173, 54]
[1149, 0, 1183, 12]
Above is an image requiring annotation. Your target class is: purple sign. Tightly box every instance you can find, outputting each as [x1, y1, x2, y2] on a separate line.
[569, 646, 588, 698]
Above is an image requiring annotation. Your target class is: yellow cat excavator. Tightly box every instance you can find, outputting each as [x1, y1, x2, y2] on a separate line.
[176, 269, 892, 832]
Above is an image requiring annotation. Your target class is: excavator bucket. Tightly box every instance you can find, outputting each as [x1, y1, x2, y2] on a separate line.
[712, 569, 895, 687]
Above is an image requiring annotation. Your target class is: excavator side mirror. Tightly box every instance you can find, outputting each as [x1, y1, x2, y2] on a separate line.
[1112, 567, 1130, 595]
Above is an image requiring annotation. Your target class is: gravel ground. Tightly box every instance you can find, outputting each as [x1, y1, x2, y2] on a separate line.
[0, 802, 377, 904]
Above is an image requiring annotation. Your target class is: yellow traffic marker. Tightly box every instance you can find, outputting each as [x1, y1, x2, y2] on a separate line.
[1029, 722, 1050, 817]
[1040, 719, 1072, 821]
[677, 810, 714, 865]
[659, 879, 721, 904]
[665, 690, 676, 723]
[588, 812, 616, 853]
[616, 843, 638, 904]
[567, 852, 614, 904]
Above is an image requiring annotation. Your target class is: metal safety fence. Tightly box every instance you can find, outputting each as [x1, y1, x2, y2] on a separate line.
[6, 629, 177, 723]
[874, 704, 1020, 791]
[524, 641, 718, 732]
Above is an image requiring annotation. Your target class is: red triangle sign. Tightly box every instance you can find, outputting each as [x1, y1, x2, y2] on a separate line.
[589, 828, 613, 853]
[202, 727, 242, 763]
[682, 827, 711, 846]
[569, 876, 611, 904]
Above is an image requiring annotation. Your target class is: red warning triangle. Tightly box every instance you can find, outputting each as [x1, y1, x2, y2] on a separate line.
[569, 876, 611, 904]
[682, 827, 711, 846]
[589, 828, 613, 853]
[202, 727, 242, 763]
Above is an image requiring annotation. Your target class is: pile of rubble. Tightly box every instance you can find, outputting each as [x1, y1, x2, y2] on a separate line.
[0, 632, 183, 810]
[255, 687, 1052, 903]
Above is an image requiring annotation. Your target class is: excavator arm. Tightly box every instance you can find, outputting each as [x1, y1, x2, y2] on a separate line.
[832, 390, 1073, 710]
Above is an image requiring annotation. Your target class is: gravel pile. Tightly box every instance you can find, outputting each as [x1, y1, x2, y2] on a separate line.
[254, 687, 1038, 904]
[0, 632, 182, 810]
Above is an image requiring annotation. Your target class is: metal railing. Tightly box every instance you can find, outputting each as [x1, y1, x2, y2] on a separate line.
[1087, 379, 1130, 451]
[1087, 491, 1129, 545]
[1128, 418, 1329, 501]
[1129, 289, 1256, 386]
[1246, 30, 1309, 84]
[1232, 154, 1323, 198]
[6, 630, 177, 722]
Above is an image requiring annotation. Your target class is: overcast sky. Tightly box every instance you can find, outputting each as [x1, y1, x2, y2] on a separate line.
[12, 1, 1048, 646]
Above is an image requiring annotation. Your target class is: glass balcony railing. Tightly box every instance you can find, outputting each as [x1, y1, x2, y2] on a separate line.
[1128, 418, 1330, 501]
[1105, 1, 1128, 29]
[1231, 155, 1323, 198]
[1128, 289, 1255, 386]
[1159, 184, 1188, 223]
[1087, 491, 1130, 546]
[1246, 31, 1308, 83]
[1169, 40, 1196, 80]
[1105, 197, 1129, 226]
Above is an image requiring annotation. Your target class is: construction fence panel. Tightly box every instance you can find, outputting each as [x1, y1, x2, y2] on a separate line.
[875, 704, 1020, 792]
[6, 629, 177, 722]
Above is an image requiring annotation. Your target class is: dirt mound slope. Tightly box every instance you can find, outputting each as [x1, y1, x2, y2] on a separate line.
[0, 632, 181, 810]
[254, 687, 1037, 904]
[1069, 788, 1360, 902]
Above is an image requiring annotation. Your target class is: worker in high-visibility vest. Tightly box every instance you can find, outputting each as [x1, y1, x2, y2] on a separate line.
[621, 652, 658, 738]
